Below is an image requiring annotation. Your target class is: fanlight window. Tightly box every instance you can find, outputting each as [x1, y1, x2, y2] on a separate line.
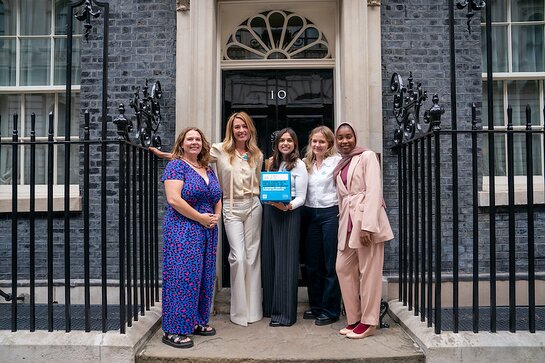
[223, 10, 331, 61]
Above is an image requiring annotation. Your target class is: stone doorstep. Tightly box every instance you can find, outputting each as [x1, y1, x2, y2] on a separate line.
[137, 312, 424, 363]
[388, 300, 545, 363]
[0, 305, 162, 363]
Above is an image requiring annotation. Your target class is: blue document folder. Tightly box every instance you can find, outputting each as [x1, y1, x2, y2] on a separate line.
[260, 171, 291, 202]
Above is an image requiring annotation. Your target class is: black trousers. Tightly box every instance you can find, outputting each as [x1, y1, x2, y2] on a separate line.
[303, 205, 341, 318]
[261, 204, 300, 326]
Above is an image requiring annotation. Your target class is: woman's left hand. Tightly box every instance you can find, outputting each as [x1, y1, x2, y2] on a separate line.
[360, 230, 372, 247]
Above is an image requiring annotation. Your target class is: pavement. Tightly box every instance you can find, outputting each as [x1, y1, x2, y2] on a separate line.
[137, 312, 424, 363]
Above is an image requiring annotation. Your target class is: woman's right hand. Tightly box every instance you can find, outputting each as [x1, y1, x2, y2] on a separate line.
[199, 213, 219, 229]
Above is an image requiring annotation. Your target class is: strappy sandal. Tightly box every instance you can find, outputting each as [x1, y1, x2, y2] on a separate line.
[193, 324, 216, 336]
[162, 333, 194, 348]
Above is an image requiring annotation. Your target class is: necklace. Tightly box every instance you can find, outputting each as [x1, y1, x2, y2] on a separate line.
[236, 148, 249, 161]
[182, 157, 203, 169]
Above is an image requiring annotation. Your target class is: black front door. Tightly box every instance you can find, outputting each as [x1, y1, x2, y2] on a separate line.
[223, 69, 334, 157]
[221, 69, 334, 286]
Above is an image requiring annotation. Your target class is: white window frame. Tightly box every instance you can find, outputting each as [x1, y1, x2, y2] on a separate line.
[480, 2, 545, 206]
[0, 0, 82, 212]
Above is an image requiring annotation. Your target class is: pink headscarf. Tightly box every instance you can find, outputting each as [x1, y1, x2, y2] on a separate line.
[333, 122, 369, 183]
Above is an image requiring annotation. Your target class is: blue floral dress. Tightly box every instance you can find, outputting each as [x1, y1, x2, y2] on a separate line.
[161, 159, 222, 335]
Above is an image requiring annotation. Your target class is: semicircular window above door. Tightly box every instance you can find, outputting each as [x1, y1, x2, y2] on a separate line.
[223, 10, 331, 61]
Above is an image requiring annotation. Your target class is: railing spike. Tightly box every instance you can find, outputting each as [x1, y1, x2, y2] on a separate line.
[507, 105, 513, 130]
[526, 104, 532, 130]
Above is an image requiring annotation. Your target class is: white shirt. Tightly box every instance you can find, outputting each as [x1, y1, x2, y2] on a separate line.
[279, 159, 308, 210]
[304, 155, 341, 208]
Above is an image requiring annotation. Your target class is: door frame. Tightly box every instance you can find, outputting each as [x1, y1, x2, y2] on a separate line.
[175, 0, 383, 288]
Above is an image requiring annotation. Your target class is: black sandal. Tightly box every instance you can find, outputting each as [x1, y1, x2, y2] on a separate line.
[193, 324, 216, 336]
[162, 333, 194, 348]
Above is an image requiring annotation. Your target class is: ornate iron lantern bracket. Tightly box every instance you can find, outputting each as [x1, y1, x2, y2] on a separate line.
[127, 80, 163, 149]
[391, 72, 443, 146]
[456, 0, 486, 33]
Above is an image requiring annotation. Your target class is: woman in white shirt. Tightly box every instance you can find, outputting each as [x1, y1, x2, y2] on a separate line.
[262, 127, 308, 327]
[301, 126, 342, 326]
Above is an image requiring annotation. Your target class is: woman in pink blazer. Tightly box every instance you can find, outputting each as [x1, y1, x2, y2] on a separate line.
[333, 122, 393, 339]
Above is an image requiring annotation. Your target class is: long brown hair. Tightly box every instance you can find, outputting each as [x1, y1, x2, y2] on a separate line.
[270, 127, 300, 171]
[170, 127, 212, 167]
[304, 126, 337, 173]
[222, 112, 262, 166]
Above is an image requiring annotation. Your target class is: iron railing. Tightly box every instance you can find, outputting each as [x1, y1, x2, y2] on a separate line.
[392, 74, 544, 333]
[0, 111, 161, 334]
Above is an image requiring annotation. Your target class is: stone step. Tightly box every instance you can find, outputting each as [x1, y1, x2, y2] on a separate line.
[136, 313, 424, 363]
[212, 287, 311, 315]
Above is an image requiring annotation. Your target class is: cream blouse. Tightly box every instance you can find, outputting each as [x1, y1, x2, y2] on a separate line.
[210, 143, 263, 209]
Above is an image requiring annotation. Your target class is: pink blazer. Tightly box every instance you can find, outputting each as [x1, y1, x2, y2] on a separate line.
[336, 151, 394, 251]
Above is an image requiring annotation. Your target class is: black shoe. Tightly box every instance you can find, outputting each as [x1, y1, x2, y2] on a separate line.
[269, 320, 291, 327]
[303, 310, 316, 320]
[315, 314, 339, 326]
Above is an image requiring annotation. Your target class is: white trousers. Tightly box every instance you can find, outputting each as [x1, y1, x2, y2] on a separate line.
[223, 197, 263, 326]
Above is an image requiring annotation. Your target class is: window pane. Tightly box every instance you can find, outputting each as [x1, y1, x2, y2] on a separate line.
[20, 38, 51, 86]
[0, 146, 13, 184]
[54, 37, 81, 85]
[480, 0, 507, 22]
[24, 94, 55, 137]
[55, 0, 83, 35]
[481, 25, 508, 72]
[290, 27, 329, 59]
[57, 144, 79, 184]
[57, 93, 80, 137]
[482, 134, 507, 176]
[513, 134, 526, 175]
[0, 0, 17, 35]
[0, 94, 21, 185]
[24, 145, 48, 184]
[482, 80, 505, 127]
[0, 94, 21, 136]
[512, 24, 544, 72]
[532, 134, 542, 175]
[512, 134, 543, 176]
[507, 80, 540, 126]
[0, 38, 16, 86]
[511, 0, 544, 22]
[20, 0, 52, 35]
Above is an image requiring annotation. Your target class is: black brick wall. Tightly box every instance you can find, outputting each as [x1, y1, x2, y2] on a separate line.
[0, 0, 175, 281]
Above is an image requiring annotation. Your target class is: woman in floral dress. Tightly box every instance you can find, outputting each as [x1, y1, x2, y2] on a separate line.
[161, 127, 222, 348]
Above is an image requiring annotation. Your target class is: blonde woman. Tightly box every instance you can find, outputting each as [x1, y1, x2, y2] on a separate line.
[152, 113, 263, 327]
[210, 112, 264, 327]
[301, 126, 342, 326]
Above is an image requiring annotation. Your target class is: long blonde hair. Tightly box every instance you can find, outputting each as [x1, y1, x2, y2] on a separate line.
[304, 126, 337, 173]
[222, 112, 262, 166]
[170, 127, 212, 167]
